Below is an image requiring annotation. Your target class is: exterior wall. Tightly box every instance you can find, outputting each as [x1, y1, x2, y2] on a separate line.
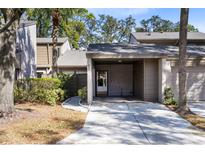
[36, 41, 71, 77]
[95, 64, 133, 96]
[170, 65, 205, 101]
[109, 64, 133, 96]
[37, 44, 65, 67]
[158, 59, 172, 103]
[144, 59, 159, 102]
[133, 60, 144, 99]
[162, 59, 205, 101]
[16, 24, 37, 79]
[37, 44, 53, 66]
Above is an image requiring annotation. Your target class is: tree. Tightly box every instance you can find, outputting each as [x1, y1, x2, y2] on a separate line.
[51, 9, 61, 76]
[0, 9, 25, 116]
[79, 13, 97, 47]
[118, 16, 136, 43]
[27, 8, 94, 49]
[177, 8, 190, 114]
[174, 22, 199, 32]
[61, 9, 95, 48]
[97, 15, 119, 43]
[136, 15, 198, 32]
[27, 9, 52, 37]
[96, 15, 136, 43]
[140, 19, 150, 32]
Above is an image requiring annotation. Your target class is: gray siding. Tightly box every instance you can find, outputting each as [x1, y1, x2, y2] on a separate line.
[133, 60, 144, 99]
[109, 64, 133, 96]
[16, 24, 37, 78]
[171, 66, 205, 101]
[95, 64, 133, 96]
[144, 59, 159, 102]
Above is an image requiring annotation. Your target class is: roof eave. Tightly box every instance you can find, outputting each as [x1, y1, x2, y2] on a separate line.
[86, 52, 169, 59]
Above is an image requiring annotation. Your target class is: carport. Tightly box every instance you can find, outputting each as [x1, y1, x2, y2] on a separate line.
[86, 43, 171, 104]
[94, 59, 158, 101]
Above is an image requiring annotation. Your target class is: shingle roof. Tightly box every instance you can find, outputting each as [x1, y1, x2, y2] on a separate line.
[37, 37, 68, 44]
[131, 32, 205, 40]
[87, 43, 205, 57]
[57, 50, 87, 67]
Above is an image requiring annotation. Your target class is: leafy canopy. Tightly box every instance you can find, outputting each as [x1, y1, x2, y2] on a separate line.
[136, 15, 198, 32]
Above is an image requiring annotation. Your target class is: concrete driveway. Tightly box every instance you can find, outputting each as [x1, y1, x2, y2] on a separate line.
[58, 98, 205, 144]
[189, 102, 205, 118]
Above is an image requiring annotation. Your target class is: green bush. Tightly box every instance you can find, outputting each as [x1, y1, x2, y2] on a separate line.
[164, 87, 177, 105]
[57, 72, 71, 98]
[78, 87, 87, 100]
[14, 78, 64, 105]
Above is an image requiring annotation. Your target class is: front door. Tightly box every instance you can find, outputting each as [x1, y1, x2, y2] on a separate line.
[96, 71, 108, 96]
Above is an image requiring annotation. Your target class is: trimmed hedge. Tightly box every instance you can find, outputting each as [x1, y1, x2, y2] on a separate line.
[14, 78, 64, 105]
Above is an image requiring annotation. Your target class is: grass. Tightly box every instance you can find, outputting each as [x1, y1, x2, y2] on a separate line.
[166, 104, 205, 131]
[0, 103, 87, 144]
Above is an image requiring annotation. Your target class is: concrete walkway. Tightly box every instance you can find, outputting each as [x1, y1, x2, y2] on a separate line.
[58, 98, 205, 144]
[189, 102, 205, 118]
[62, 96, 89, 112]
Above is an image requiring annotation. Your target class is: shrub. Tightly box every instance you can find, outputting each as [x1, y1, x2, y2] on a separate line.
[57, 72, 71, 98]
[78, 87, 87, 100]
[14, 78, 64, 105]
[164, 87, 177, 105]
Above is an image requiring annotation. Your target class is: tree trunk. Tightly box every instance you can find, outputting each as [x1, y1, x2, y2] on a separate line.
[0, 28, 16, 115]
[52, 9, 60, 77]
[177, 8, 190, 113]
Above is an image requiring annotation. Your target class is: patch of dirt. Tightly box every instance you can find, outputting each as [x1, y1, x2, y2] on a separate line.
[0, 108, 39, 128]
[0, 103, 87, 144]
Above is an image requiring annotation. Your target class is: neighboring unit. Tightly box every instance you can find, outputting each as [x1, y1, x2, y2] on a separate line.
[36, 37, 87, 95]
[36, 37, 71, 77]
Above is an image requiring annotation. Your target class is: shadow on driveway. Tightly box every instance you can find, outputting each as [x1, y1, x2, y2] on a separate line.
[58, 98, 205, 144]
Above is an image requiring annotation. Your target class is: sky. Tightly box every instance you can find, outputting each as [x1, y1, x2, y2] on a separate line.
[88, 8, 205, 32]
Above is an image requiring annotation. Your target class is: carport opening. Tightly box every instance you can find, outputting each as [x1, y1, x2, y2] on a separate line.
[94, 59, 145, 100]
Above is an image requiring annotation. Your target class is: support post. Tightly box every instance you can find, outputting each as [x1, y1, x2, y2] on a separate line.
[87, 58, 93, 104]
